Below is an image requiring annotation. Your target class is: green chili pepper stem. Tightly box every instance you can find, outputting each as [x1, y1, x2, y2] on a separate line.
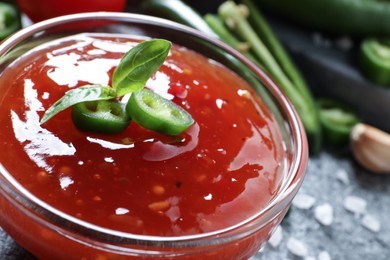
[219, 1, 321, 153]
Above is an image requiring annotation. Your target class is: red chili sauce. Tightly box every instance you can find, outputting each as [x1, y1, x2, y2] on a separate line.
[0, 34, 286, 236]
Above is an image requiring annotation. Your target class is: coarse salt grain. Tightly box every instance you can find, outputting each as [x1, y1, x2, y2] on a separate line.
[335, 169, 349, 185]
[293, 193, 316, 210]
[318, 251, 332, 260]
[361, 214, 381, 233]
[344, 196, 367, 215]
[268, 225, 283, 248]
[287, 237, 309, 257]
[314, 203, 333, 226]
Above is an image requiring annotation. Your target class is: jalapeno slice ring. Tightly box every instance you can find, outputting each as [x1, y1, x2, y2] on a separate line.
[0, 2, 21, 40]
[126, 89, 194, 135]
[318, 98, 360, 146]
[71, 100, 131, 134]
[359, 38, 390, 86]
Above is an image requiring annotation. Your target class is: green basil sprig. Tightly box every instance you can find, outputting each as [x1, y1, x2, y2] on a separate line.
[40, 39, 194, 135]
[40, 39, 171, 124]
[40, 39, 195, 135]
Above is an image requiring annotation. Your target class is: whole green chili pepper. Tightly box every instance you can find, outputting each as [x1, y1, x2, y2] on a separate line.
[257, 0, 390, 36]
[359, 38, 390, 86]
[140, 0, 216, 36]
[0, 2, 20, 40]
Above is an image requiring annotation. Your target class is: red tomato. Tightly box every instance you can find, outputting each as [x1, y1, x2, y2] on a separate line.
[17, 0, 127, 23]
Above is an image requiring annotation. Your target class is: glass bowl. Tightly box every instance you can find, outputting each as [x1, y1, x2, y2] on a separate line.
[0, 12, 308, 259]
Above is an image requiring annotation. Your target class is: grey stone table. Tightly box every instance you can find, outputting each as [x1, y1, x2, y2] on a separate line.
[1, 151, 389, 259]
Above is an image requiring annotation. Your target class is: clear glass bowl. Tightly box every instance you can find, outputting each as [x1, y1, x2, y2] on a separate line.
[0, 12, 308, 259]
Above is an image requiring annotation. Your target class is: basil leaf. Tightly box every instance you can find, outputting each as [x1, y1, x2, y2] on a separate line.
[40, 85, 116, 124]
[112, 39, 171, 96]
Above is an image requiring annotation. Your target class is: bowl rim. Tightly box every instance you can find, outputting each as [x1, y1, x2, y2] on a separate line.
[0, 11, 308, 247]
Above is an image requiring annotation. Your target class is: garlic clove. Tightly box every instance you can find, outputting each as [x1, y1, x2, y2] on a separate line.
[351, 123, 390, 174]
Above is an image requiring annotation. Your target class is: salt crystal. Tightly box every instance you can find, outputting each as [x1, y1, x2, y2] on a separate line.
[287, 237, 309, 257]
[318, 251, 331, 260]
[344, 196, 367, 215]
[293, 194, 316, 209]
[335, 169, 349, 185]
[361, 214, 381, 232]
[314, 203, 333, 226]
[268, 225, 283, 248]
[305, 257, 316, 260]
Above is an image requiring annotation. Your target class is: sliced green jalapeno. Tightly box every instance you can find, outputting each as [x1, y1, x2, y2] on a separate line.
[126, 89, 194, 135]
[71, 100, 131, 134]
[359, 38, 390, 86]
[318, 99, 360, 146]
[0, 2, 20, 40]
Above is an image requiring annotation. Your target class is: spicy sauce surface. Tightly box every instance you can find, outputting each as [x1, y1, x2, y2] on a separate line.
[0, 34, 286, 236]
